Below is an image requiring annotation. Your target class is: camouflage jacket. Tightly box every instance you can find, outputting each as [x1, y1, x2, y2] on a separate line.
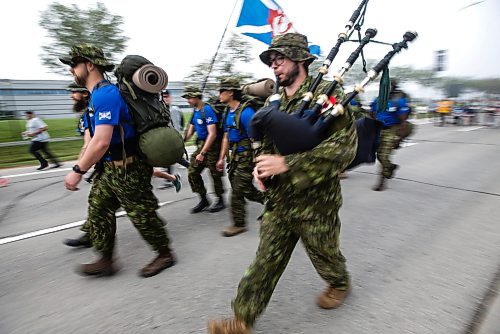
[261, 76, 357, 219]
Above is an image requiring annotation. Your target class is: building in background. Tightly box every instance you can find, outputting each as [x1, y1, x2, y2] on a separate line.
[0, 80, 193, 120]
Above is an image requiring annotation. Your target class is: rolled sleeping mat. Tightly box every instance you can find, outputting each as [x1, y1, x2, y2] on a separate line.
[132, 64, 168, 94]
[242, 78, 275, 98]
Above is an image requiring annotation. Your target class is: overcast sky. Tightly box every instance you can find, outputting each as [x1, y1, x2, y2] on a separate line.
[0, 0, 498, 82]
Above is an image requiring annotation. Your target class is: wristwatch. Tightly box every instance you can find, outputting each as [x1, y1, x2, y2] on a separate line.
[72, 164, 87, 175]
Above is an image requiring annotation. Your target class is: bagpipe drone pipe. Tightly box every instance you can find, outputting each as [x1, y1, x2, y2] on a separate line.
[250, 31, 417, 169]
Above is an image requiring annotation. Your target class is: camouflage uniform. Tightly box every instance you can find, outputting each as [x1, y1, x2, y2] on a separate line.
[228, 152, 264, 227]
[183, 86, 224, 198]
[88, 160, 170, 254]
[219, 78, 265, 228]
[351, 96, 366, 120]
[188, 140, 223, 196]
[60, 44, 171, 258]
[373, 87, 413, 181]
[232, 34, 358, 326]
[377, 125, 401, 178]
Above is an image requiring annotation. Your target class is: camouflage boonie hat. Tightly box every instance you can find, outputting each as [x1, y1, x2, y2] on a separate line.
[181, 85, 202, 99]
[219, 78, 242, 92]
[66, 82, 88, 93]
[259, 33, 316, 67]
[59, 44, 115, 72]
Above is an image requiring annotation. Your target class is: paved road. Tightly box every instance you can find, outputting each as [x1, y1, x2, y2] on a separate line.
[0, 122, 499, 334]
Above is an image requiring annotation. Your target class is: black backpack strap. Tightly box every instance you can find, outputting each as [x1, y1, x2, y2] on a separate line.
[85, 110, 94, 137]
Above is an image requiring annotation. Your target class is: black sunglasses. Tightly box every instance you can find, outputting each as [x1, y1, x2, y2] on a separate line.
[70, 57, 88, 68]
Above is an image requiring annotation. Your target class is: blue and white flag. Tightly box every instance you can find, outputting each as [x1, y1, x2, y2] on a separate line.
[236, 0, 321, 56]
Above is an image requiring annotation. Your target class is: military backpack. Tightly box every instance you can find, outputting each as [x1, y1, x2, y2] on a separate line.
[114, 55, 185, 167]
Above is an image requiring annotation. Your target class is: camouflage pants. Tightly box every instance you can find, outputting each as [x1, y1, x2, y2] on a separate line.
[86, 159, 170, 254]
[228, 153, 265, 227]
[232, 211, 349, 326]
[377, 125, 400, 178]
[188, 141, 224, 196]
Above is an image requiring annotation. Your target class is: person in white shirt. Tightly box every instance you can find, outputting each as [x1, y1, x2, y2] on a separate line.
[23, 111, 61, 170]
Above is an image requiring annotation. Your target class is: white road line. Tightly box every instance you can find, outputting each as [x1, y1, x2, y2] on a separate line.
[4, 167, 72, 179]
[401, 142, 419, 148]
[0, 200, 173, 245]
[456, 126, 485, 132]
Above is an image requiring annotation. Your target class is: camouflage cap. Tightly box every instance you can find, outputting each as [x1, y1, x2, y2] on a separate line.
[66, 82, 89, 93]
[181, 85, 202, 99]
[59, 44, 115, 72]
[219, 78, 242, 92]
[259, 33, 316, 67]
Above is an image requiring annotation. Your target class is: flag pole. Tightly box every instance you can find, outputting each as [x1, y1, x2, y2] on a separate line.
[200, 0, 241, 94]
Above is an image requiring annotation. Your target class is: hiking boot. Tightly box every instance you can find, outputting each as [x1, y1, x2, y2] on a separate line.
[222, 226, 248, 237]
[78, 253, 116, 276]
[64, 233, 92, 248]
[208, 318, 250, 334]
[316, 285, 351, 309]
[140, 248, 176, 278]
[191, 196, 210, 213]
[372, 175, 386, 191]
[172, 173, 182, 193]
[209, 196, 226, 213]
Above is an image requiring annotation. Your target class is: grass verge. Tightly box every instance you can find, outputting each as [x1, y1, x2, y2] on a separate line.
[0, 140, 83, 169]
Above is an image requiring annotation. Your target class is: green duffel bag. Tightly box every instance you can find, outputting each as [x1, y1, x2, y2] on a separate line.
[139, 127, 184, 167]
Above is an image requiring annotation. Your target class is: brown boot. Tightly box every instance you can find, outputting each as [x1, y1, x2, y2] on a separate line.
[222, 226, 248, 237]
[79, 253, 116, 276]
[208, 318, 250, 334]
[316, 285, 351, 309]
[372, 175, 386, 191]
[140, 248, 176, 278]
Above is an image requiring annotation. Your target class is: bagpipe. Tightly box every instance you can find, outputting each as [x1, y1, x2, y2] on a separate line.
[249, 0, 417, 169]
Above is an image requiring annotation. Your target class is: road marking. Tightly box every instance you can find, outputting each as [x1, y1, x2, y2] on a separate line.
[4, 167, 72, 179]
[456, 126, 484, 132]
[401, 141, 419, 148]
[0, 200, 173, 245]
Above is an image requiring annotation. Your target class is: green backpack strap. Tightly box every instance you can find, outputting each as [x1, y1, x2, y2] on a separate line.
[199, 102, 206, 121]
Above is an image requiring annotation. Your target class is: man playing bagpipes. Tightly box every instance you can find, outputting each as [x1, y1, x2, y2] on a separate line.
[208, 32, 357, 334]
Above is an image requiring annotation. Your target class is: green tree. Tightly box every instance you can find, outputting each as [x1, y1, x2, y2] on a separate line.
[185, 33, 255, 86]
[39, 2, 128, 75]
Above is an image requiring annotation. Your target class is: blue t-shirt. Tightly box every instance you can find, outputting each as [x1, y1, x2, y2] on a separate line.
[224, 106, 255, 152]
[371, 97, 410, 127]
[190, 104, 218, 141]
[86, 81, 137, 160]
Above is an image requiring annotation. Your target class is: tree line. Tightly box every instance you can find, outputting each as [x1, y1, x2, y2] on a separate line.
[39, 2, 500, 96]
